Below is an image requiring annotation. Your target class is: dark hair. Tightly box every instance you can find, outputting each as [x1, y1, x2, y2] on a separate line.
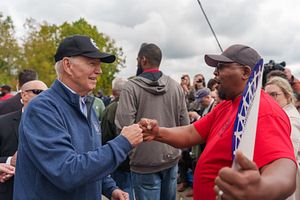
[266, 70, 288, 81]
[194, 74, 206, 89]
[263, 60, 286, 86]
[18, 69, 38, 87]
[138, 43, 162, 66]
[207, 78, 218, 91]
[296, 93, 300, 101]
[1, 85, 11, 92]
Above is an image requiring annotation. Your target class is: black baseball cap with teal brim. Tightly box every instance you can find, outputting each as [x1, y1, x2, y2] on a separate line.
[54, 35, 116, 63]
[204, 44, 261, 69]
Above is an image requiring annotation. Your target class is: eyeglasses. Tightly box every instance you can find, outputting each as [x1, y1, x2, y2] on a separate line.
[216, 62, 228, 70]
[267, 92, 283, 98]
[216, 62, 244, 71]
[196, 79, 203, 83]
[25, 89, 44, 95]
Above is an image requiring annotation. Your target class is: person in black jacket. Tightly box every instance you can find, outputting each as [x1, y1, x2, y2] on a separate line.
[0, 80, 47, 200]
[0, 69, 37, 115]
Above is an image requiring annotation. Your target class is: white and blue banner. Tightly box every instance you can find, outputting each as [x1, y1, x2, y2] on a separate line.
[232, 59, 264, 169]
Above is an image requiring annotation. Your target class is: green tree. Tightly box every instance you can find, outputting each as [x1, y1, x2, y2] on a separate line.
[0, 13, 21, 87]
[20, 18, 59, 86]
[21, 18, 125, 94]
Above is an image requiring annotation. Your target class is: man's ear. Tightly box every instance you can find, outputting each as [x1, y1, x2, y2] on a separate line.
[141, 56, 147, 66]
[62, 58, 72, 75]
[242, 66, 252, 80]
[20, 91, 29, 105]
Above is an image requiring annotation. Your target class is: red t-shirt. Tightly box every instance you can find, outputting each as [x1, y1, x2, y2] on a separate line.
[193, 90, 295, 200]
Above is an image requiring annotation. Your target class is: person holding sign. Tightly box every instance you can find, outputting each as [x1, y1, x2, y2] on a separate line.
[140, 44, 297, 200]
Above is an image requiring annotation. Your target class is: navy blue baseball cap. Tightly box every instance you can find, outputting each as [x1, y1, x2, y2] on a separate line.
[195, 88, 211, 103]
[54, 35, 116, 63]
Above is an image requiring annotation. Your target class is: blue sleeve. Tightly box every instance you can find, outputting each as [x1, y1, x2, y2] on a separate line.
[20, 100, 132, 191]
[102, 175, 118, 198]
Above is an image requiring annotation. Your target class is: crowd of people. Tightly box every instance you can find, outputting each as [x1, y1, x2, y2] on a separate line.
[0, 35, 299, 200]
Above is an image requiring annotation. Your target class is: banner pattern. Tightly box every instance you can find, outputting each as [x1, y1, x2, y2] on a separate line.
[232, 59, 264, 161]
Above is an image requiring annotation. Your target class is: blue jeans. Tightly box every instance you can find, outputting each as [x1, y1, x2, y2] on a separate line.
[132, 165, 178, 200]
[111, 170, 134, 200]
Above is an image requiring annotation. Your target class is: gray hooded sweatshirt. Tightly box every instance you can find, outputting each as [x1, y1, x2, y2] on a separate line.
[115, 73, 190, 173]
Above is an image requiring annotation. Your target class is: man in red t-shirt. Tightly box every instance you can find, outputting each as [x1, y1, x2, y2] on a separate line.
[139, 44, 297, 200]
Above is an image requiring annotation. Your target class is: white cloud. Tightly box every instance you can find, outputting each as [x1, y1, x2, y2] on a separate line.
[1, 0, 300, 81]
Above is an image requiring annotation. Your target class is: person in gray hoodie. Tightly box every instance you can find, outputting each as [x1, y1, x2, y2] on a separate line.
[115, 43, 189, 200]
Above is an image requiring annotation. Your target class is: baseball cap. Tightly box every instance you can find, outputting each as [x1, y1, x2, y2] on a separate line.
[204, 44, 261, 69]
[195, 88, 211, 102]
[54, 35, 116, 63]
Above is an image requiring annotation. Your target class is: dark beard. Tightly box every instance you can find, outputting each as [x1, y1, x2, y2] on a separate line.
[218, 89, 227, 100]
[136, 62, 143, 76]
[136, 66, 143, 76]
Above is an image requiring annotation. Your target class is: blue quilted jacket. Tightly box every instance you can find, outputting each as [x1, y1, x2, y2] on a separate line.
[14, 80, 132, 200]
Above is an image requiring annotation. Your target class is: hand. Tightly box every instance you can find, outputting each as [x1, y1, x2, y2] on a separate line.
[11, 151, 17, 166]
[0, 164, 15, 183]
[214, 150, 261, 200]
[111, 188, 129, 200]
[188, 111, 200, 121]
[138, 118, 159, 141]
[120, 124, 143, 147]
[182, 84, 189, 93]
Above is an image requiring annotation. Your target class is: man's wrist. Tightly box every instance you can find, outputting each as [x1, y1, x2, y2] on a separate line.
[155, 127, 162, 140]
[156, 128, 160, 138]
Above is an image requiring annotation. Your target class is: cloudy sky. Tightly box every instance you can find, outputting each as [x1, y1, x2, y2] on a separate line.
[1, 0, 300, 82]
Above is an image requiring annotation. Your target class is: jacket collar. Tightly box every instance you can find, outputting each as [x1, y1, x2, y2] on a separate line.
[51, 80, 95, 112]
[51, 79, 81, 107]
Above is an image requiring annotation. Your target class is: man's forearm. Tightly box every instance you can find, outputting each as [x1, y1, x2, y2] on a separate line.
[155, 125, 203, 148]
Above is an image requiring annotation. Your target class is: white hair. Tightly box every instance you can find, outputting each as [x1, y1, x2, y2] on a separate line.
[54, 57, 79, 79]
[54, 60, 63, 79]
[112, 77, 128, 94]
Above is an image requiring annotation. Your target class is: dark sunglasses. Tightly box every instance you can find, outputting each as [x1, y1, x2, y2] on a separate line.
[25, 89, 44, 95]
[217, 62, 244, 70]
[196, 79, 203, 83]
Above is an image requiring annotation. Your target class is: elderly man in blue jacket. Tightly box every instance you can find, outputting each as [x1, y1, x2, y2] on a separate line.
[14, 35, 143, 200]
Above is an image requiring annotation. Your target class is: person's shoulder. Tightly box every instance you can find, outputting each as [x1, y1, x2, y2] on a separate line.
[103, 101, 118, 117]
[159, 75, 183, 91]
[26, 89, 58, 112]
[0, 93, 22, 114]
[0, 109, 21, 121]
[0, 93, 20, 105]
[161, 74, 178, 84]
[106, 100, 118, 109]
[93, 96, 105, 105]
[121, 78, 139, 92]
[284, 103, 300, 120]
